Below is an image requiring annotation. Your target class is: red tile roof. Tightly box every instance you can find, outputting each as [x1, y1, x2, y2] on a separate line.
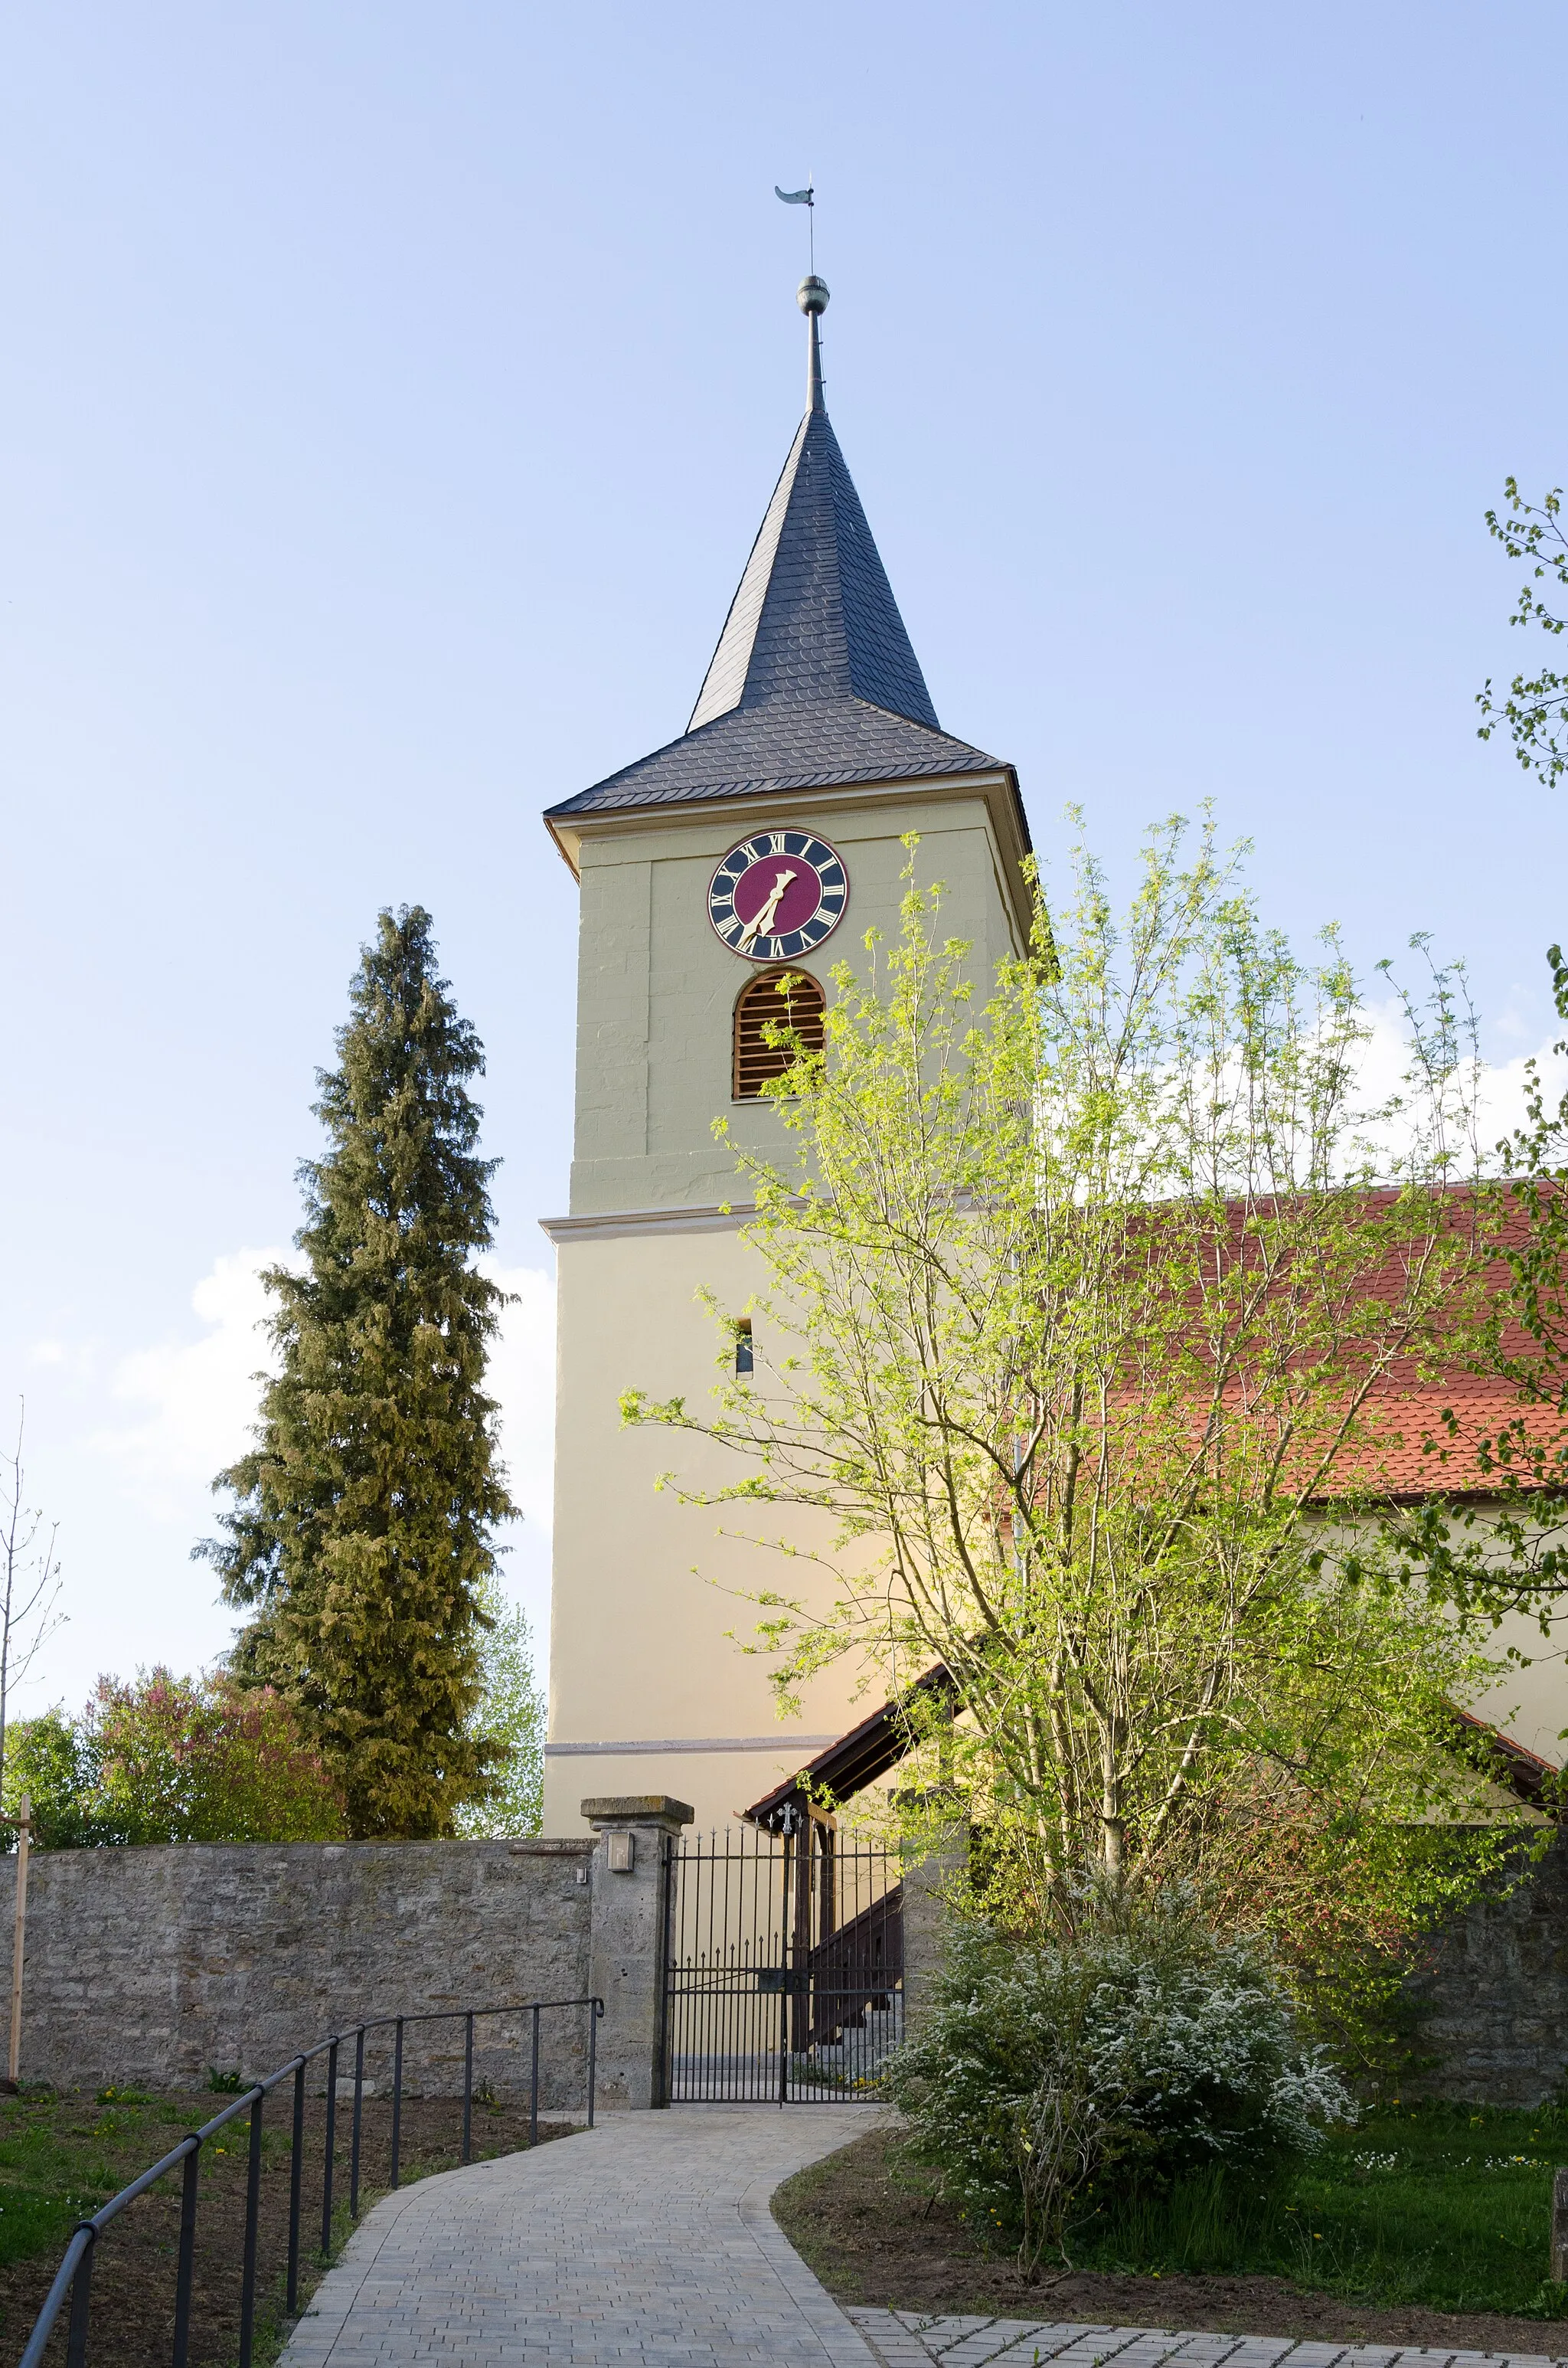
[1102, 1184, 1561, 1503]
[1309, 1186, 1559, 1500]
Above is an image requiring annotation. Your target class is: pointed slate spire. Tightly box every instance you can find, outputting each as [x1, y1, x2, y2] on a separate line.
[686, 278, 941, 736]
[547, 281, 1004, 826]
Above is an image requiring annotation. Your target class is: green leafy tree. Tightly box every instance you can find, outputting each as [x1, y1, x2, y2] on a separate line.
[2, 1708, 113, 1847]
[1, 1673, 344, 1845]
[625, 824, 1519, 1931]
[201, 906, 516, 1840]
[1477, 479, 1568, 789]
[455, 1577, 545, 1837]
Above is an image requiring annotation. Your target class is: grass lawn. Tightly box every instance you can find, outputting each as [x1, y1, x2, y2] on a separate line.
[0, 2083, 198, 2267]
[1072, 2099, 1568, 2316]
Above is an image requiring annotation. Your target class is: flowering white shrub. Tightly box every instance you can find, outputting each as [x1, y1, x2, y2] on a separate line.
[884, 1892, 1355, 2263]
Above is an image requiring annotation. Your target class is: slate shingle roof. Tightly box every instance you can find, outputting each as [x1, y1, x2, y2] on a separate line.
[548, 696, 999, 817]
[547, 373, 1003, 822]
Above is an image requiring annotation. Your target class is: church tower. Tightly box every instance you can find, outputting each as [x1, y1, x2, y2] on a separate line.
[539, 280, 1032, 1834]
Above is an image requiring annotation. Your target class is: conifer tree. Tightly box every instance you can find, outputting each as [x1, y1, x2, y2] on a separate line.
[203, 906, 516, 1840]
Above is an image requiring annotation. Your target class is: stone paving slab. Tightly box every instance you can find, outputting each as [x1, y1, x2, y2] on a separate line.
[849, 2315, 1568, 2368]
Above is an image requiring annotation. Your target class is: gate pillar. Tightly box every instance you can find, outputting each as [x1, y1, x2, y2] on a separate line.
[583, 1796, 694, 2109]
[899, 1792, 969, 2027]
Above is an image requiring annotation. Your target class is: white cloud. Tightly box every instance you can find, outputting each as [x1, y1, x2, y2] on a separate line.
[95, 1248, 557, 1547]
[1352, 1000, 1568, 1169]
[96, 1248, 287, 1519]
[482, 1262, 557, 1540]
[1475, 1038, 1568, 1152]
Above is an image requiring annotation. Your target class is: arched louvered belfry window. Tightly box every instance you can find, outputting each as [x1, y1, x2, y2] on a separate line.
[732, 967, 825, 1101]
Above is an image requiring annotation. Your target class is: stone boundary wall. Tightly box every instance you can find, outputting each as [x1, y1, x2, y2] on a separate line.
[0, 1837, 596, 2108]
[1409, 1830, 1568, 2105]
[23, 1801, 1565, 2109]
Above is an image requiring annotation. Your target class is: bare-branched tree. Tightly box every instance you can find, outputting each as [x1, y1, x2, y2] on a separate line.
[0, 1402, 66, 1812]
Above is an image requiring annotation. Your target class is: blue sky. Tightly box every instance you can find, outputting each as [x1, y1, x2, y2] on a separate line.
[2, 2, 1565, 1716]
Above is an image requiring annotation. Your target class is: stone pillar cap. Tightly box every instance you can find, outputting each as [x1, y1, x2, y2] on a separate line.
[581, 1795, 694, 1836]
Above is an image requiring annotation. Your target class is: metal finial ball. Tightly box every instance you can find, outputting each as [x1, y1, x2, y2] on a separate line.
[797, 276, 830, 316]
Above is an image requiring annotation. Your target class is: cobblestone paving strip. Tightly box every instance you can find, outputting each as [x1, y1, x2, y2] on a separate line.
[280, 2106, 883, 2366]
[850, 2314, 1568, 2368]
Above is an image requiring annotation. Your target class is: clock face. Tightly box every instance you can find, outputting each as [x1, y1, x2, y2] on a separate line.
[707, 830, 849, 963]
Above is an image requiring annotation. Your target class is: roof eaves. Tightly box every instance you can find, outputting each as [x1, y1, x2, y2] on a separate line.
[554, 753, 997, 814]
[743, 1663, 956, 1828]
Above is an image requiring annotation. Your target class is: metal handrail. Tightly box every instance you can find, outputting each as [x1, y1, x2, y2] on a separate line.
[17, 1992, 604, 2368]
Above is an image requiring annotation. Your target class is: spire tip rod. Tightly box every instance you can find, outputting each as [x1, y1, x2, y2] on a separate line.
[798, 275, 829, 414]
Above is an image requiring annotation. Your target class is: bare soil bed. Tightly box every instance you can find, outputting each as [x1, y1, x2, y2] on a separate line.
[0, 2085, 575, 2366]
[773, 2128, 1568, 2357]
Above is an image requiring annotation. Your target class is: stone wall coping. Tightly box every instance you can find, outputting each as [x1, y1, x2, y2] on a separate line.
[580, 1796, 694, 1835]
[5, 1834, 595, 1865]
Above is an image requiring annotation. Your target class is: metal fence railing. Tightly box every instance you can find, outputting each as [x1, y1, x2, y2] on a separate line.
[18, 1993, 603, 2368]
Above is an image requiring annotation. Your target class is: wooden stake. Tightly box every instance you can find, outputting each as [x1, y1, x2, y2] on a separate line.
[8, 1793, 31, 2086]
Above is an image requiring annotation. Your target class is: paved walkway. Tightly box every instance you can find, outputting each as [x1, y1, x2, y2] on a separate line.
[280, 2106, 879, 2366]
[850, 2312, 1568, 2368]
[280, 2110, 1568, 2368]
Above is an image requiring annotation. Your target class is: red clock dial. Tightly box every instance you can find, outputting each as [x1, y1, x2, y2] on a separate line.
[707, 831, 848, 963]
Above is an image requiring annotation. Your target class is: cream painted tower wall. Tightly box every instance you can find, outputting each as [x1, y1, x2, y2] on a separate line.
[541, 778, 1030, 1833]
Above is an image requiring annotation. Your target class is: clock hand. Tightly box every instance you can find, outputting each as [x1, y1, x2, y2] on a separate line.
[750, 875, 793, 939]
[737, 868, 796, 951]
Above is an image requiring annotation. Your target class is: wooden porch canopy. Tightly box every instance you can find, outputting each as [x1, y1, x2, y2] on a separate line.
[743, 1663, 957, 1830]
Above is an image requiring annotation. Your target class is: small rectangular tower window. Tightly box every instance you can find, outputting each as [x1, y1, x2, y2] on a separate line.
[734, 1319, 754, 1376]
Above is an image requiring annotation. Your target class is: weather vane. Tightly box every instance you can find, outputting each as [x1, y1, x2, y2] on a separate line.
[775, 177, 815, 274]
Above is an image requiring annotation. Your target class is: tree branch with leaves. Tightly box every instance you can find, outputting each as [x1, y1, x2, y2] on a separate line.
[1386, 942, 1568, 1704]
[1477, 479, 1568, 789]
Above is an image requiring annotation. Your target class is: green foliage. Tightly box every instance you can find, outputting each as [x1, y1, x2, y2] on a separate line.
[202, 906, 517, 1841]
[886, 1897, 1354, 2266]
[1240, 1815, 1500, 2093]
[1478, 480, 1568, 790]
[2, 1707, 115, 1847]
[0, 1672, 345, 1846]
[91, 1670, 346, 1843]
[626, 821, 1517, 1925]
[454, 1575, 545, 1837]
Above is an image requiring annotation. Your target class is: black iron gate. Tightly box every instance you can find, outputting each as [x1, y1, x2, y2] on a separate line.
[664, 1810, 903, 2101]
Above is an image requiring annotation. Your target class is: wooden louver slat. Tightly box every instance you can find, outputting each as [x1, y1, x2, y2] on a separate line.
[733, 968, 825, 1100]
